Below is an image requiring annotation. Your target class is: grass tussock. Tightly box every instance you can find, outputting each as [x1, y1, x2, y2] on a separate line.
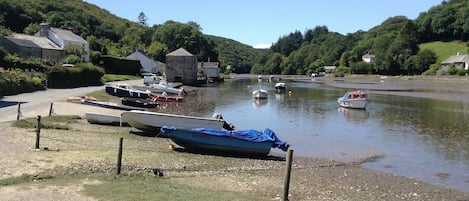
[11, 115, 81, 130]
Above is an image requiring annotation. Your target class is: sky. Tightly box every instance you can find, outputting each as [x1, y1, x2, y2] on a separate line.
[84, 0, 443, 49]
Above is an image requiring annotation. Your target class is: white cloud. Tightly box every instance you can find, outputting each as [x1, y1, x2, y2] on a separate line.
[253, 43, 271, 49]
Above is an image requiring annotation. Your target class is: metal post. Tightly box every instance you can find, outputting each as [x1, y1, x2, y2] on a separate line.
[117, 137, 123, 175]
[283, 149, 294, 201]
[35, 115, 41, 149]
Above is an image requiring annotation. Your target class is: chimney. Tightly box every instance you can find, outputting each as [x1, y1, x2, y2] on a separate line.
[39, 22, 50, 37]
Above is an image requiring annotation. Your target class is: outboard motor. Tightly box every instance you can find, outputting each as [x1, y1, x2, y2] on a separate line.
[212, 113, 235, 130]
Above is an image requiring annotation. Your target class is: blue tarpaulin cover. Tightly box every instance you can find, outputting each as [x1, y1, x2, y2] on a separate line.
[161, 126, 289, 151]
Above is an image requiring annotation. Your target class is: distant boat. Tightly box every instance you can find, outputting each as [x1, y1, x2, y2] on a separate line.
[337, 90, 369, 109]
[121, 97, 159, 108]
[81, 99, 142, 111]
[274, 82, 286, 90]
[85, 112, 129, 126]
[121, 110, 235, 133]
[160, 126, 289, 156]
[252, 89, 268, 99]
[105, 83, 152, 99]
[150, 80, 185, 95]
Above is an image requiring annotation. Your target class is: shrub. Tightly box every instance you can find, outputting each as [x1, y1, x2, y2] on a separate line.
[46, 63, 104, 88]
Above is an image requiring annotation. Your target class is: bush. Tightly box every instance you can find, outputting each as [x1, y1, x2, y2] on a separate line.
[0, 70, 46, 96]
[46, 63, 104, 88]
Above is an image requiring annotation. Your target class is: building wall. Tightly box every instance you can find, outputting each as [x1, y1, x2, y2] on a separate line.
[166, 55, 197, 85]
[0, 38, 42, 60]
[42, 49, 66, 63]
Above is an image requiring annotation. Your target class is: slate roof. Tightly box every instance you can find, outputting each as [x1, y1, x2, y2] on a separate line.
[4, 36, 40, 48]
[167, 48, 194, 56]
[10, 33, 62, 50]
[441, 54, 469, 64]
[50, 28, 88, 44]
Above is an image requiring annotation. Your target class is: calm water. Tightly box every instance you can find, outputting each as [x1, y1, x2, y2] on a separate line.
[159, 78, 469, 192]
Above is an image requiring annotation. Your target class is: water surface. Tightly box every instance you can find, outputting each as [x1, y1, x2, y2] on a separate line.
[161, 78, 469, 192]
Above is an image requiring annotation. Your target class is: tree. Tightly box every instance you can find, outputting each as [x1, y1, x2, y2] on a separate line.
[23, 22, 39, 35]
[271, 30, 303, 56]
[147, 41, 169, 61]
[138, 12, 148, 26]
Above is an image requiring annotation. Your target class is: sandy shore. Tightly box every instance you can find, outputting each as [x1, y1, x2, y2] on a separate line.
[1, 75, 469, 200]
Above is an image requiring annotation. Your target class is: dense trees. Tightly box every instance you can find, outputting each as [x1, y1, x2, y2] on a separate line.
[0, 0, 468, 76]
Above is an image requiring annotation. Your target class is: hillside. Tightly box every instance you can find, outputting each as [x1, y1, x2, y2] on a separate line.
[419, 41, 468, 63]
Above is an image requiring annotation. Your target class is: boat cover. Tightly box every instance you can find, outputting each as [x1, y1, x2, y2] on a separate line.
[161, 126, 289, 151]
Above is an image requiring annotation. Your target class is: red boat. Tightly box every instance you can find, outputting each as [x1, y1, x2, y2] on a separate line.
[151, 93, 184, 102]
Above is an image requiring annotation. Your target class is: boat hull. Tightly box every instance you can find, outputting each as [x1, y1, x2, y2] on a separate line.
[85, 112, 129, 126]
[121, 110, 228, 133]
[252, 89, 268, 99]
[81, 100, 142, 111]
[164, 128, 274, 156]
[121, 97, 158, 108]
[105, 85, 151, 99]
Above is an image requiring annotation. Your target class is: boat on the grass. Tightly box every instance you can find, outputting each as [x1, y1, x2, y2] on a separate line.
[105, 83, 152, 99]
[337, 90, 369, 109]
[151, 93, 184, 102]
[252, 89, 268, 99]
[85, 112, 129, 126]
[81, 99, 143, 111]
[121, 110, 235, 133]
[121, 97, 159, 108]
[160, 126, 289, 156]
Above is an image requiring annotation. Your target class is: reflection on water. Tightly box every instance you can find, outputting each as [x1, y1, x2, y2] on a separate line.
[252, 99, 268, 107]
[337, 107, 370, 124]
[161, 78, 469, 192]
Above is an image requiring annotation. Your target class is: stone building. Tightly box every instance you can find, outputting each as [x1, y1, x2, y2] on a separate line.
[165, 48, 197, 85]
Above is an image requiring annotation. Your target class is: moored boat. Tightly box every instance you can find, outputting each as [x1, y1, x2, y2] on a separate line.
[160, 126, 289, 156]
[121, 110, 235, 133]
[252, 89, 268, 99]
[105, 83, 152, 99]
[337, 90, 369, 109]
[151, 93, 184, 102]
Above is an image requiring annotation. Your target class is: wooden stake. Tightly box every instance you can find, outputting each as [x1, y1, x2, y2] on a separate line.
[117, 137, 123, 175]
[283, 148, 294, 201]
[48, 102, 54, 116]
[16, 102, 21, 121]
[35, 115, 41, 149]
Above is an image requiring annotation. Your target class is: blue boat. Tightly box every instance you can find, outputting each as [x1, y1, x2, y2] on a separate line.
[160, 126, 289, 156]
[105, 83, 152, 99]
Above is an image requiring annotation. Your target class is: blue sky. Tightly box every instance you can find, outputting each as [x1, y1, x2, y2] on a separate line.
[84, 0, 443, 48]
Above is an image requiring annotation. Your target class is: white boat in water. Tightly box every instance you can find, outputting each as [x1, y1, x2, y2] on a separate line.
[151, 80, 185, 94]
[121, 110, 235, 133]
[252, 89, 268, 99]
[337, 90, 369, 109]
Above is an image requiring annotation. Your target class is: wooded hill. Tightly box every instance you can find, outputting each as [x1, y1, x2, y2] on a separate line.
[0, 0, 468, 76]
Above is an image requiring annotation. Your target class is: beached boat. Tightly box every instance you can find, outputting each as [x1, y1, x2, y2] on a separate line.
[105, 83, 152, 99]
[337, 90, 369, 109]
[121, 97, 159, 108]
[81, 99, 142, 111]
[151, 93, 184, 102]
[121, 110, 235, 133]
[252, 89, 268, 99]
[160, 126, 289, 156]
[85, 112, 129, 126]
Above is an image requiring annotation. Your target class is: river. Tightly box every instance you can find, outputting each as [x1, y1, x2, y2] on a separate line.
[158, 77, 469, 192]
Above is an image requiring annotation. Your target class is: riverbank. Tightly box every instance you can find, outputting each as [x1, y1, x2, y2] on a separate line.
[1, 76, 469, 200]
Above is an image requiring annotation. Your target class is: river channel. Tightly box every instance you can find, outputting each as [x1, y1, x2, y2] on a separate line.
[156, 77, 469, 192]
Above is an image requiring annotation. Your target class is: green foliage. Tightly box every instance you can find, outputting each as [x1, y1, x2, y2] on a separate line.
[46, 63, 104, 88]
[0, 176, 32, 186]
[419, 41, 468, 63]
[101, 74, 141, 83]
[23, 22, 39, 35]
[0, 70, 46, 95]
[98, 56, 141, 75]
[62, 55, 82, 64]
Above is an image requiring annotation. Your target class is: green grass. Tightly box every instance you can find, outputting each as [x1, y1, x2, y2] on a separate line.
[419, 41, 468, 63]
[101, 74, 141, 83]
[0, 176, 32, 186]
[11, 115, 81, 130]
